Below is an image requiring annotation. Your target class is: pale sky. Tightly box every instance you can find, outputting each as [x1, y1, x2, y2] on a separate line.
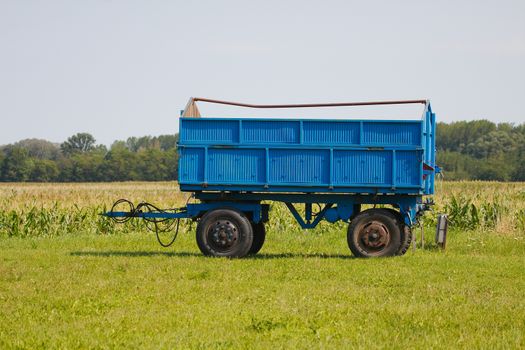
[1, 0, 524, 146]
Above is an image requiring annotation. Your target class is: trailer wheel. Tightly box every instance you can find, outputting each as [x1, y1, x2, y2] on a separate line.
[196, 208, 253, 258]
[383, 208, 413, 256]
[248, 222, 266, 255]
[397, 225, 412, 256]
[347, 209, 401, 258]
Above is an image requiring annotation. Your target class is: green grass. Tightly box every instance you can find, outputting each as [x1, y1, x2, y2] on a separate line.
[1, 225, 524, 349]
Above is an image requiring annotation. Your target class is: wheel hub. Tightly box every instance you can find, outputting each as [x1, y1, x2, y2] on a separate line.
[209, 220, 238, 249]
[360, 221, 390, 250]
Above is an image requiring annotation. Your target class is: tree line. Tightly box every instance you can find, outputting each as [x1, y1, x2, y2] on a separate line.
[0, 119, 524, 182]
[437, 120, 525, 181]
[0, 133, 178, 182]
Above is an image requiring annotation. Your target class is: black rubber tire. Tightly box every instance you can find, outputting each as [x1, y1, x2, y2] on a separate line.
[248, 222, 266, 255]
[196, 208, 253, 258]
[383, 208, 413, 256]
[397, 225, 413, 256]
[347, 209, 401, 258]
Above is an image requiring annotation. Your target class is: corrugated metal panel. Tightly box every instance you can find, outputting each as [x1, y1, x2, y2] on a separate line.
[243, 120, 299, 143]
[179, 148, 204, 183]
[303, 121, 359, 144]
[362, 122, 421, 146]
[422, 110, 436, 194]
[395, 150, 420, 186]
[208, 149, 265, 183]
[181, 119, 239, 143]
[178, 117, 431, 194]
[333, 150, 392, 185]
[269, 149, 329, 184]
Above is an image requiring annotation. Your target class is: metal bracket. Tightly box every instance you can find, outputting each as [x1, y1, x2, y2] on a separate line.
[284, 203, 333, 229]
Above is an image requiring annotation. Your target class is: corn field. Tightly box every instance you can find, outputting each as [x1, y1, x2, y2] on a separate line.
[1, 181, 524, 238]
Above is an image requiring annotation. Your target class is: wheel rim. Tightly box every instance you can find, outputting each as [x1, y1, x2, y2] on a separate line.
[356, 220, 391, 254]
[207, 219, 240, 252]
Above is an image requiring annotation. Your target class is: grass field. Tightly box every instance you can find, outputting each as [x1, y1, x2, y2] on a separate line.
[1, 182, 525, 349]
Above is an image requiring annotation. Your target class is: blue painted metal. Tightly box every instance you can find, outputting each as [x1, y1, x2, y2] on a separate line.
[105, 202, 269, 224]
[178, 105, 436, 195]
[104, 211, 190, 219]
[183, 202, 268, 223]
[176, 100, 437, 228]
[324, 207, 340, 223]
[285, 202, 333, 229]
[194, 191, 424, 226]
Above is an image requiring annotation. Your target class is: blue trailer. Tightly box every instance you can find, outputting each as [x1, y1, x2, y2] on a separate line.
[106, 97, 439, 258]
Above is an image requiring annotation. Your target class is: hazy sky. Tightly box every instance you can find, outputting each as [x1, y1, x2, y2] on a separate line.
[1, 0, 524, 146]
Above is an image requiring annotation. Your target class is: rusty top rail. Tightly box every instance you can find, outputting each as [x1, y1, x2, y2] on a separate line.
[194, 97, 427, 108]
[182, 97, 429, 117]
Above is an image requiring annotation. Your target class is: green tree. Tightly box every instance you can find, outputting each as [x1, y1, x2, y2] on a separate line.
[124, 134, 178, 152]
[471, 158, 513, 181]
[101, 142, 139, 181]
[137, 149, 167, 180]
[512, 144, 525, 181]
[437, 120, 496, 152]
[164, 148, 179, 179]
[67, 149, 106, 182]
[15, 139, 60, 160]
[465, 130, 519, 158]
[30, 159, 59, 181]
[157, 134, 179, 151]
[436, 151, 473, 180]
[0, 146, 34, 181]
[0, 152, 4, 177]
[61, 133, 96, 155]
